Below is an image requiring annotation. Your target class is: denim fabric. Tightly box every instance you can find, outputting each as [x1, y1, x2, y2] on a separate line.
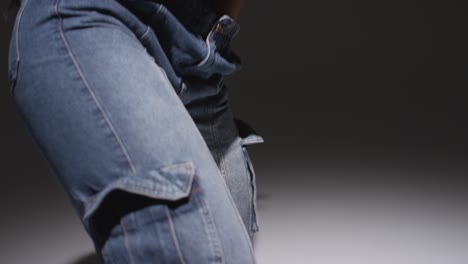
[7, 0, 264, 263]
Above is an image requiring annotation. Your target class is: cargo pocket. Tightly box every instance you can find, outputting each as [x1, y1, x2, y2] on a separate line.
[234, 118, 264, 234]
[82, 161, 224, 263]
[82, 161, 196, 240]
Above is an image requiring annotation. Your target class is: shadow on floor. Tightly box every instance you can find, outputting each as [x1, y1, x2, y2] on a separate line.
[70, 252, 100, 264]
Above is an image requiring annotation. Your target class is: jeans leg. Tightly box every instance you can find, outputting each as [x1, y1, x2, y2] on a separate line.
[170, 9, 265, 241]
[8, 0, 256, 263]
[181, 75, 265, 241]
[120, 0, 266, 241]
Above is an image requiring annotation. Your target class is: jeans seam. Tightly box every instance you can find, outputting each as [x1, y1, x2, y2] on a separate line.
[245, 147, 259, 233]
[55, 0, 138, 177]
[241, 143, 254, 236]
[164, 206, 186, 264]
[9, 0, 29, 95]
[13, 0, 29, 64]
[244, 146, 253, 234]
[194, 192, 224, 263]
[120, 220, 137, 264]
[242, 146, 256, 235]
[205, 101, 256, 263]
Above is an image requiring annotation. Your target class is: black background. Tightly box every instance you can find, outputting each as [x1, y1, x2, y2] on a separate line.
[1, 0, 468, 262]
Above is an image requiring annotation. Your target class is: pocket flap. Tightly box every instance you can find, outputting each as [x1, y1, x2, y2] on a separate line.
[234, 117, 264, 146]
[82, 161, 195, 229]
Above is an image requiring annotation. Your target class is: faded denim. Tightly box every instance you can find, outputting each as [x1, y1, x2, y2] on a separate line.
[7, 0, 264, 263]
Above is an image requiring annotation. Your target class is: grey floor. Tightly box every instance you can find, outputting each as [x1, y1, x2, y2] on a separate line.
[2, 156, 468, 264]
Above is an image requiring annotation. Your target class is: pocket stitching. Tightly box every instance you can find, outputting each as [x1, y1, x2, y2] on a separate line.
[82, 161, 196, 232]
[164, 206, 186, 264]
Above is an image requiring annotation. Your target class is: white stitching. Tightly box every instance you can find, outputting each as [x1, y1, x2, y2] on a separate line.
[195, 193, 224, 263]
[120, 220, 137, 264]
[140, 25, 151, 40]
[55, 0, 138, 176]
[196, 35, 213, 67]
[14, 0, 29, 63]
[164, 206, 186, 264]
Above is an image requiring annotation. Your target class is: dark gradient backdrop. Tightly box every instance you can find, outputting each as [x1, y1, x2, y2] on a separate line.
[2, 0, 468, 263]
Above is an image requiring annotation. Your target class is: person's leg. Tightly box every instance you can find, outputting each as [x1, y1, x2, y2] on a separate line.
[178, 12, 265, 242]
[117, 0, 266, 241]
[185, 78, 265, 242]
[8, 0, 256, 263]
[153, 0, 266, 241]
[181, 73, 265, 242]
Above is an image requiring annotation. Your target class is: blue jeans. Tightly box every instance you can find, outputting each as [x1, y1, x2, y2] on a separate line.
[7, 0, 264, 263]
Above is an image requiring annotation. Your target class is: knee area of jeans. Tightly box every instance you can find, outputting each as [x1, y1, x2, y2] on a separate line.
[81, 161, 199, 246]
